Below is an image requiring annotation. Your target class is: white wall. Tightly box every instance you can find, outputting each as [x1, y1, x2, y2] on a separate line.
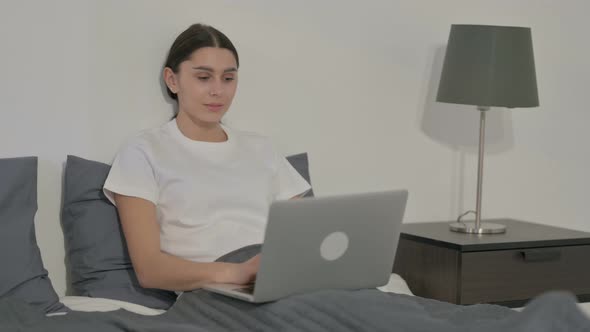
[1, 0, 589, 297]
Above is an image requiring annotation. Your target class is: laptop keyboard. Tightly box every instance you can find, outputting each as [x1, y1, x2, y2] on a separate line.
[233, 284, 255, 295]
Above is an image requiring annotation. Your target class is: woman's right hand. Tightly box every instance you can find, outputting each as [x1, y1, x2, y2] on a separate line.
[220, 254, 260, 285]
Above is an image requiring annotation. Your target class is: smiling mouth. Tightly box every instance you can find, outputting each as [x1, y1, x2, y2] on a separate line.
[205, 104, 224, 112]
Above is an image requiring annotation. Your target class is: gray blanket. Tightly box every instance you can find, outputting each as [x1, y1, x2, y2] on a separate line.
[1, 288, 589, 332]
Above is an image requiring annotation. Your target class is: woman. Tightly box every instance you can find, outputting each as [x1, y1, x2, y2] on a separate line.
[103, 24, 311, 292]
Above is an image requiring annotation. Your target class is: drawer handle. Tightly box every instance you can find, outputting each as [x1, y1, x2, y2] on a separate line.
[520, 249, 561, 262]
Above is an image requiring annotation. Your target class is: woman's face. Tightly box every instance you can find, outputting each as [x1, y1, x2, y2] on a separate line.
[165, 47, 238, 126]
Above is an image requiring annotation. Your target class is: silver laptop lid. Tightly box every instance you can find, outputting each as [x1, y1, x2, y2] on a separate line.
[253, 189, 408, 302]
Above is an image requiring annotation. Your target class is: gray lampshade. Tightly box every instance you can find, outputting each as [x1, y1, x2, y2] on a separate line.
[436, 24, 539, 108]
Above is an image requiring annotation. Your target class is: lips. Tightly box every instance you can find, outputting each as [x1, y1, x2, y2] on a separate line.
[205, 104, 224, 112]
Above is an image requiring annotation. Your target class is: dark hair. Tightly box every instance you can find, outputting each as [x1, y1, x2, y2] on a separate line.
[164, 23, 239, 102]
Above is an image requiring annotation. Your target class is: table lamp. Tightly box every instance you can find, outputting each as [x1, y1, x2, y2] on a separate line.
[436, 24, 539, 234]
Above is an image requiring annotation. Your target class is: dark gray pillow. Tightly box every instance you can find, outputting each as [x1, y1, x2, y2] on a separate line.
[286, 152, 314, 198]
[0, 157, 65, 313]
[62, 155, 177, 309]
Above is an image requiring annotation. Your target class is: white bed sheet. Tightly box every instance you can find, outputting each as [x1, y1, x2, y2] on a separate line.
[60, 296, 165, 316]
[576, 303, 590, 318]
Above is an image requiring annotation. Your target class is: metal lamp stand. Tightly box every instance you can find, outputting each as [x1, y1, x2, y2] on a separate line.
[449, 106, 507, 234]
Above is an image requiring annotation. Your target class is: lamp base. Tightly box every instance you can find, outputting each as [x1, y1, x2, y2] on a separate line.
[449, 221, 507, 234]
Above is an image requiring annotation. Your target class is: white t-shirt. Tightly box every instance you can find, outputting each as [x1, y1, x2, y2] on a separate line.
[103, 120, 311, 263]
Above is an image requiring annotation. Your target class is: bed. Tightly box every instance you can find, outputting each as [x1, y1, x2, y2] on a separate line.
[5, 271, 590, 331]
[56, 273, 590, 317]
[56, 273, 411, 316]
[2, 155, 590, 331]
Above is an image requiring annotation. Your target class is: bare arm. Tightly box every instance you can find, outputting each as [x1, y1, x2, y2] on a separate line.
[114, 193, 259, 291]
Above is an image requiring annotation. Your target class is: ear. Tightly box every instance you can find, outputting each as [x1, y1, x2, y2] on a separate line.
[163, 67, 179, 94]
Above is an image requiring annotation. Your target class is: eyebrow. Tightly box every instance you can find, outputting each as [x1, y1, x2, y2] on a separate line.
[192, 66, 237, 73]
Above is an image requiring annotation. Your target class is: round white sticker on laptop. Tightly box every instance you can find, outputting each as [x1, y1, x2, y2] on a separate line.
[320, 231, 349, 261]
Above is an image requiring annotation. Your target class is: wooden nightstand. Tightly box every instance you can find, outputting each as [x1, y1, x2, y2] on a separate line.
[392, 218, 590, 307]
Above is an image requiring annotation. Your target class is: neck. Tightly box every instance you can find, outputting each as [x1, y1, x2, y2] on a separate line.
[175, 111, 227, 143]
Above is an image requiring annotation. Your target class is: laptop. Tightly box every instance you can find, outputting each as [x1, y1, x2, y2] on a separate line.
[202, 189, 408, 303]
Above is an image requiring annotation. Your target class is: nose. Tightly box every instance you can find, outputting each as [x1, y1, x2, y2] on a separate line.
[209, 79, 223, 97]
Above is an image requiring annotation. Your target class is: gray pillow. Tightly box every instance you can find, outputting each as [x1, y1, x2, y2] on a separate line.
[286, 152, 315, 197]
[0, 157, 65, 313]
[62, 155, 177, 309]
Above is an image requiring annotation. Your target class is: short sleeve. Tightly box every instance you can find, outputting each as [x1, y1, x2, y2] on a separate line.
[103, 143, 158, 206]
[272, 154, 312, 201]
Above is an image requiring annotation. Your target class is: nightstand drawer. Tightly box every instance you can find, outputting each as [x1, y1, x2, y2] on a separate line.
[460, 245, 590, 304]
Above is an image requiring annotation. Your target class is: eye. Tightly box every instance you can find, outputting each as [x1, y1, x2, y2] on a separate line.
[224, 77, 235, 81]
[197, 76, 210, 81]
